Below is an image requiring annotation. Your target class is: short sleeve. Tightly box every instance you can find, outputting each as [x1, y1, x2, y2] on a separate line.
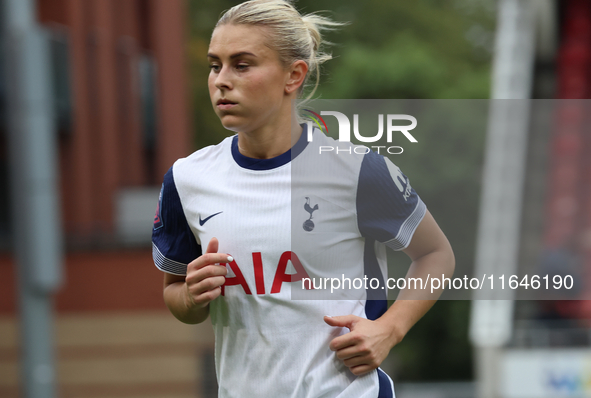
[356, 150, 427, 251]
[152, 166, 202, 275]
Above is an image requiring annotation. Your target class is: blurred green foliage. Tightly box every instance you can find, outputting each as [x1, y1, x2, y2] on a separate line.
[187, 0, 494, 146]
[186, 0, 496, 383]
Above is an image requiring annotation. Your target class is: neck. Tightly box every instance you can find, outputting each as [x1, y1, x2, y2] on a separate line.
[237, 108, 303, 159]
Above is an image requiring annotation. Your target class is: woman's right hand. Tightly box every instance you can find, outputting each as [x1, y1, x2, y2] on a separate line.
[183, 237, 231, 310]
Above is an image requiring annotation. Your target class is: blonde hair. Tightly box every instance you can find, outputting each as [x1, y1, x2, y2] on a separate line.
[215, 0, 344, 102]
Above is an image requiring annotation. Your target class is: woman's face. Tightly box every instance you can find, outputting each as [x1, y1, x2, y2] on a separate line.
[208, 24, 292, 133]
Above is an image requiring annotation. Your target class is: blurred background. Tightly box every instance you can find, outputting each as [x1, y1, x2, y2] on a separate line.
[0, 0, 588, 397]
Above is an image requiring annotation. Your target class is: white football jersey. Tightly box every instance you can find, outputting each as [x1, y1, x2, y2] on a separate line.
[152, 124, 426, 398]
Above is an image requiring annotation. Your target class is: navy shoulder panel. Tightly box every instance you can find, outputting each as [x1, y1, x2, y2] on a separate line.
[152, 166, 202, 275]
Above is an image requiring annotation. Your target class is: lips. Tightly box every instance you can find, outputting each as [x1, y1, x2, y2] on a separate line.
[217, 98, 237, 105]
[216, 98, 237, 111]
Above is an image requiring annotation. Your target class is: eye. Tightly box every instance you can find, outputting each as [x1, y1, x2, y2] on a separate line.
[209, 64, 221, 72]
[236, 63, 249, 71]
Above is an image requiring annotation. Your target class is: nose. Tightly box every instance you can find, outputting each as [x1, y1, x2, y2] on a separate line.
[215, 65, 233, 91]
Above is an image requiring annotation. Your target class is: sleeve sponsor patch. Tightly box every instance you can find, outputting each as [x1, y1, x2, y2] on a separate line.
[153, 185, 164, 230]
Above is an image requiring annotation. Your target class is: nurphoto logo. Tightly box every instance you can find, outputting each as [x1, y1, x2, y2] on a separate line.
[304, 109, 418, 155]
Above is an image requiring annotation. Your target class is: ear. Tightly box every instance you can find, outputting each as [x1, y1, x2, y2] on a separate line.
[285, 60, 309, 95]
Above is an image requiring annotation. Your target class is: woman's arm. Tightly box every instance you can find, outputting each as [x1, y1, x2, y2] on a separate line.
[163, 237, 230, 324]
[325, 210, 455, 375]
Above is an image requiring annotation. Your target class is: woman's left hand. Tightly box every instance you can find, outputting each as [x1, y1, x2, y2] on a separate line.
[324, 315, 401, 376]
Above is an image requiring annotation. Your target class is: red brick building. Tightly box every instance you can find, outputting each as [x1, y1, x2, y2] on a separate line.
[0, 1, 216, 397]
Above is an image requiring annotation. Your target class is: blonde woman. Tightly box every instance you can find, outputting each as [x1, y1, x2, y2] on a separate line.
[152, 1, 454, 396]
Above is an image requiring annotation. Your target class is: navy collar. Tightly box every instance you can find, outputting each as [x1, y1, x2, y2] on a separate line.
[231, 123, 310, 170]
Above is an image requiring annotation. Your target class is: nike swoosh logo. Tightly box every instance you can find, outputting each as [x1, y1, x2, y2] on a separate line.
[199, 211, 223, 226]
